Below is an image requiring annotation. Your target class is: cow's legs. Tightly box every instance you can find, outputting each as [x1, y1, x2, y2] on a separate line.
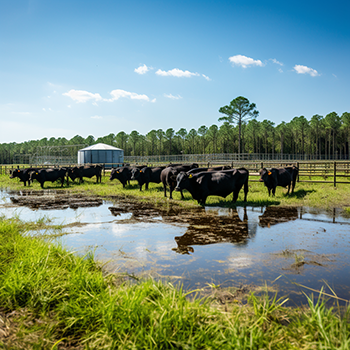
[287, 183, 291, 194]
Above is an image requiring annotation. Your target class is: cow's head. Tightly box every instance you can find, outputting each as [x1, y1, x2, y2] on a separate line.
[109, 168, 120, 180]
[68, 167, 79, 181]
[130, 167, 141, 180]
[30, 171, 39, 181]
[175, 172, 192, 191]
[10, 169, 21, 178]
[259, 168, 271, 182]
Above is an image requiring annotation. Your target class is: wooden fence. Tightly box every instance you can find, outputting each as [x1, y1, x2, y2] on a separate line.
[2, 161, 350, 186]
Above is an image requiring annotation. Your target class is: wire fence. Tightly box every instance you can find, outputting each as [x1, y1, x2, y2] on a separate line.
[2, 159, 350, 187]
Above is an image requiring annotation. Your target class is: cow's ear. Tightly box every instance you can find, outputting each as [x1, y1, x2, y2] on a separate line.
[268, 171, 272, 175]
[140, 170, 142, 173]
[116, 170, 119, 173]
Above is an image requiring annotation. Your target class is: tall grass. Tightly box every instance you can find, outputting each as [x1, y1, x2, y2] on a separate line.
[0, 216, 349, 349]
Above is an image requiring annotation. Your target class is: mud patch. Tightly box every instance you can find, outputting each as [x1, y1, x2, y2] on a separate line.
[8, 192, 103, 210]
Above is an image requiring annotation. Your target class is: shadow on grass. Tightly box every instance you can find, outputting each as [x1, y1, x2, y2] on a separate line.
[289, 189, 316, 199]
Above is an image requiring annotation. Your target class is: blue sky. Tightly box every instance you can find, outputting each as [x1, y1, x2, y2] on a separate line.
[1, 0, 350, 143]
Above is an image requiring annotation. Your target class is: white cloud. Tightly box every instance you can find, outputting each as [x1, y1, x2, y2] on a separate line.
[270, 58, 283, 66]
[156, 68, 200, 78]
[63, 89, 103, 103]
[202, 74, 211, 81]
[293, 64, 319, 77]
[164, 94, 182, 100]
[134, 64, 150, 75]
[108, 89, 150, 101]
[229, 55, 264, 68]
[63, 89, 153, 103]
[91, 115, 103, 119]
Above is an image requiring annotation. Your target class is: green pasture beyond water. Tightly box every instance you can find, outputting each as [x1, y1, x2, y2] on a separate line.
[1, 173, 350, 212]
[0, 216, 349, 349]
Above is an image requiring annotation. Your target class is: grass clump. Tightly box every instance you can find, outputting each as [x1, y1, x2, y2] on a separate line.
[0, 216, 350, 349]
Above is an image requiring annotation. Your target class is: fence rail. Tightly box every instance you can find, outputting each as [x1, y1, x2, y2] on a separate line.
[2, 160, 350, 187]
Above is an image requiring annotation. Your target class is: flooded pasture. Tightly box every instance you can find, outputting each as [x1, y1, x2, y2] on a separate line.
[1, 188, 350, 306]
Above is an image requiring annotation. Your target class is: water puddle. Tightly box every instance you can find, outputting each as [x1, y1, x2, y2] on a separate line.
[1, 188, 350, 306]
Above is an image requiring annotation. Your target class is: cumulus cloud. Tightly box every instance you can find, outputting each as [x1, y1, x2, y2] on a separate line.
[229, 55, 264, 68]
[91, 115, 103, 119]
[63, 89, 153, 103]
[108, 89, 150, 101]
[134, 64, 150, 75]
[164, 94, 182, 100]
[63, 89, 103, 103]
[156, 68, 200, 78]
[293, 64, 319, 77]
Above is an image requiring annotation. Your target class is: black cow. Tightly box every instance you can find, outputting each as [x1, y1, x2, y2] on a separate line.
[10, 167, 37, 186]
[131, 166, 166, 191]
[175, 168, 249, 205]
[160, 163, 199, 199]
[30, 168, 68, 189]
[68, 165, 102, 184]
[109, 165, 146, 187]
[259, 166, 299, 196]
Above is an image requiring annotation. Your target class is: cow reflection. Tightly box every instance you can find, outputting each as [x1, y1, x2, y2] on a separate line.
[172, 207, 251, 254]
[259, 206, 298, 228]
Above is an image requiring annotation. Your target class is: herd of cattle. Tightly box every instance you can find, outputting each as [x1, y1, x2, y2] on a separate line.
[9, 163, 299, 205]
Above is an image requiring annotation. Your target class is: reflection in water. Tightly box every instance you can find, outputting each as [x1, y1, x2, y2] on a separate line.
[173, 207, 253, 254]
[259, 206, 298, 228]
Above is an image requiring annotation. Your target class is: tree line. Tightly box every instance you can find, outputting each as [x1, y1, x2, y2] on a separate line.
[1, 96, 350, 164]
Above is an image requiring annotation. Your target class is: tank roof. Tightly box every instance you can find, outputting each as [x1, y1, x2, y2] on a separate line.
[79, 143, 123, 151]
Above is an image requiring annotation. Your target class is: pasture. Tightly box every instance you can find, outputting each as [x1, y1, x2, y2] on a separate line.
[1, 167, 350, 348]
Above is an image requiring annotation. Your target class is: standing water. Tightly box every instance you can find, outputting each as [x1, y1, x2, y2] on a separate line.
[1, 189, 350, 306]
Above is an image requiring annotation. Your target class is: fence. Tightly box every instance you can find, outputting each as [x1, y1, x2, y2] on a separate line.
[124, 152, 350, 164]
[2, 160, 350, 187]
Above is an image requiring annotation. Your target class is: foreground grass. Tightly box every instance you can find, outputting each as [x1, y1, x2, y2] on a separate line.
[2, 173, 350, 211]
[0, 216, 350, 349]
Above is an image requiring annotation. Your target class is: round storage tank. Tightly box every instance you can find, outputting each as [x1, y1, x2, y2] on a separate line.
[78, 143, 124, 168]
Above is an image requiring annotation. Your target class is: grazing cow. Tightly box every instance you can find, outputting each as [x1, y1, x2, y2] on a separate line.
[109, 165, 146, 187]
[30, 168, 68, 189]
[175, 168, 249, 205]
[160, 163, 199, 199]
[68, 165, 102, 184]
[131, 166, 166, 191]
[187, 165, 232, 175]
[259, 166, 299, 196]
[10, 167, 37, 186]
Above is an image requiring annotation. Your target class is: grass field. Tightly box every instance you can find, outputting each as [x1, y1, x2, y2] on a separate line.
[1, 172, 350, 348]
[2, 172, 350, 212]
[0, 216, 349, 349]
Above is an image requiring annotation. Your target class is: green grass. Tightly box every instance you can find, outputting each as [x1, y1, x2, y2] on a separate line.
[2, 173, 350, 211]
[0, 216, 349, 349]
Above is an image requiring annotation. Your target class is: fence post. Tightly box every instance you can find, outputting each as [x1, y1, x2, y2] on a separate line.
[296, 162, 300, 182]
[334, 161, 337, 187]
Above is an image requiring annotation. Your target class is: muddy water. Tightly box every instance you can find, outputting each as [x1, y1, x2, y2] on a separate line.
[1, 189, 350, 306]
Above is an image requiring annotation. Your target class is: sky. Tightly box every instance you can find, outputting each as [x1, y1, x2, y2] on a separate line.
[1, 0, 350, 144]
